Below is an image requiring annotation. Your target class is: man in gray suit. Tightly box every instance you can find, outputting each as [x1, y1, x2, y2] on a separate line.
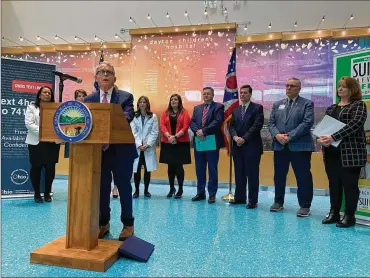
[268, 77, 315, 217]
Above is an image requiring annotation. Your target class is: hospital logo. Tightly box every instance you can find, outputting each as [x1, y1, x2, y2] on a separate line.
[53, 101, 92, 143]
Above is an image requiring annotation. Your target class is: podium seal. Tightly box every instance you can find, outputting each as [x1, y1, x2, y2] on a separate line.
[53, 101, 93, 142]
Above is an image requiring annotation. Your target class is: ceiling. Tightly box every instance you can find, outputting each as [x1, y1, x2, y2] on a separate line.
[2, 1, 370, 47]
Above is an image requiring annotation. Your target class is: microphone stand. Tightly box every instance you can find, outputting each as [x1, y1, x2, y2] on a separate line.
[58, 77, 67, 103]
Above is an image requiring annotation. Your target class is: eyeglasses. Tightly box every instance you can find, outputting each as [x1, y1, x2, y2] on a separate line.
[96, 70, 114, 76]
[285, 84, 300, 88]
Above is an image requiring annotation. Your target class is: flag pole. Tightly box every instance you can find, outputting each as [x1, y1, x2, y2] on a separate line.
[221, 132, 234, 201]
[221, 39, 238, 202]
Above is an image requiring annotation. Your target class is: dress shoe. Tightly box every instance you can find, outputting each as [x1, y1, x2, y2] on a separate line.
[296, 207, 310, 217]
[336, 214, 356, 228]
[322, 210, 340, 224]
[119, 226, 134, 241]
[98, 223, 110, 238]
[144, 191, 151, 198]
[208, 196, 216, 204]
[34, 195, 43, 203]
[174, 187, 183, 199]
[44, 195, 52, 203]
[192, 194, 206, 201]
[132, 191, 139, 198]
[246, 203, 258, 209]
[167, 188, 176, 198]
[270, 203, 284, 212]
[229, 199, 246, 205]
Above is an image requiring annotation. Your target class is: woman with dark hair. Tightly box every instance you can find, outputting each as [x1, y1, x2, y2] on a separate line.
[318, 76, 367, 227]
[130, 96, 159, 198]
[159, 94, 191, 198]
[25, 86, 60, 203]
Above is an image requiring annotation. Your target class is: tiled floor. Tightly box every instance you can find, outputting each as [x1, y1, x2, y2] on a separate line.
[2, 180, 370, 277]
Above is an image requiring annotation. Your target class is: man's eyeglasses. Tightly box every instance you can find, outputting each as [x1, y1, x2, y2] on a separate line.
[285, 84, 300, 88]
[96, 70, 114, 76]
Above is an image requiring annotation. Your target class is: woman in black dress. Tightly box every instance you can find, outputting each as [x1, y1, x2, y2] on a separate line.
[159, 94, 191, 198]
[25, 86, 60, 203]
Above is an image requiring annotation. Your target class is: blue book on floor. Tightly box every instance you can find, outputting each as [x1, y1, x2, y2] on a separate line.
[118, 236, 154, 262]
[195, 135, 216, 151]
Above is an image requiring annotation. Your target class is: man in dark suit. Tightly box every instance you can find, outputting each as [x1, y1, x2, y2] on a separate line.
[190, 87, 224, 204]
[84, 61, 138, 240]
[229, 84, 264, 209]
[268, 77, 315, 217]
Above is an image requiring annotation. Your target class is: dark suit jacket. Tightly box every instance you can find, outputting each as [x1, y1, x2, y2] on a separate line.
[323, 100, 367, 167]
[190, 101, 225, 149]
[229, 102, 264, 155]
[84, 88, 138, 160]
[268, 95, 315, 151]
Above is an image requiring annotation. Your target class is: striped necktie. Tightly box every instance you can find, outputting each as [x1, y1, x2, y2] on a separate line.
[202, 104, 209, 127]
[241, 105, 246, 120]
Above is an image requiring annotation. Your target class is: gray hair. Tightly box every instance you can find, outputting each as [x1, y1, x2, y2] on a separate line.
[288, 77, 301, 87]
[95, 61, 115, 75]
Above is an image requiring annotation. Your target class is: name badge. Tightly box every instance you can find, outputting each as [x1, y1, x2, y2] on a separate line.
[278, 104, 286, 110]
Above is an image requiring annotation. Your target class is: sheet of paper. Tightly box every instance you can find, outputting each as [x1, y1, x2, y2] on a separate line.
[313, 115, 346, 147]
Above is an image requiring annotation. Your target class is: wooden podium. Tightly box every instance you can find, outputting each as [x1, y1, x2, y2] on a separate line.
[30, 103, 135, 272]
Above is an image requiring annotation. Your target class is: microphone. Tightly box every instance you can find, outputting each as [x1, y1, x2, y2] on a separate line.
[52, 70, 82, 83]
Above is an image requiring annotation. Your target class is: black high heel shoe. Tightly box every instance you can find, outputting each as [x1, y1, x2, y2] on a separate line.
[174, 187, 183, 199]
[166, 188, 176, 198]
[34, 195, 43, 203]
[44, 195, 52, 203]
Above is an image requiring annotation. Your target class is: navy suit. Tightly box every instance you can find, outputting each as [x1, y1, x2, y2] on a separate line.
[190, 101, 224, 197]
[268, 95, 315, 208]
[84, 88, 138, 227]
[229, 102, 264, 204]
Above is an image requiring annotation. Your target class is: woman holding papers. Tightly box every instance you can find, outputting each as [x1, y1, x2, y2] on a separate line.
[25, 86, 60, 203]
[317, 77, 367, 228]
[159, 94, 191, 198]
[130, 96, 159, 198]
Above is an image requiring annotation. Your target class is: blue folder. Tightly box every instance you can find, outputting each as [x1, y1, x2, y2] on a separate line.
[118, 236, 154, 262]
[195, 135, 216, 151]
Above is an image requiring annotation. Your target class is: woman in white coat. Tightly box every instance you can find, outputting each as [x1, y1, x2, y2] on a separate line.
[25, 86, 60, 203]
[130, 96, 159, 198]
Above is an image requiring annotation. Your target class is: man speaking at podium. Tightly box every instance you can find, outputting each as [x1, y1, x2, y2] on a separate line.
[84, 61, 138, 240]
